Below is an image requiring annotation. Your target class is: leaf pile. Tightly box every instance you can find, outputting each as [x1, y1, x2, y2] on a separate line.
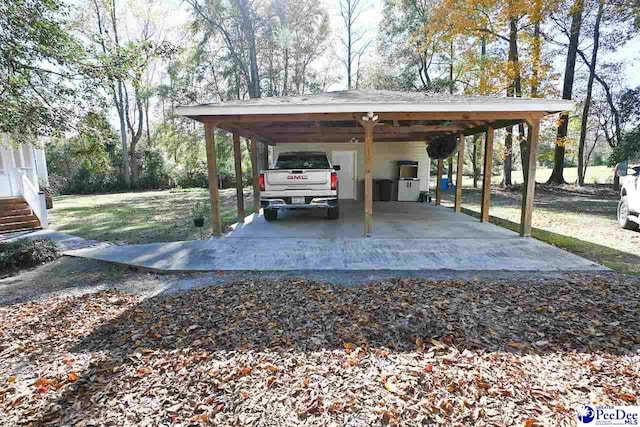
[1, 276, 639, 426]
[0, 239, 59, 278]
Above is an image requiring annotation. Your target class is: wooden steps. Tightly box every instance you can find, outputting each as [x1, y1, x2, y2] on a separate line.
[0, 197, 41, 233]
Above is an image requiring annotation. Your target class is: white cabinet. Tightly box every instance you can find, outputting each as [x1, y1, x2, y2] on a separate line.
[398, 179, 420, 201]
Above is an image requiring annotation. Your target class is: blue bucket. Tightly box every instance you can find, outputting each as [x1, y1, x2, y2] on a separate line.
[441, 177, 449, 190]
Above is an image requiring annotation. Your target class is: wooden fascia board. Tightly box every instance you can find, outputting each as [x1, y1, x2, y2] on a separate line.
[197, 111, 548, 123]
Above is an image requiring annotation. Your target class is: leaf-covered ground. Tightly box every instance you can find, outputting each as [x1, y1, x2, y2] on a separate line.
[1, 277, 639, 426]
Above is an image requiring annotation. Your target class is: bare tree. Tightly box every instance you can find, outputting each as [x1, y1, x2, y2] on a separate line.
[338, 0, 370, 89]
[92, 0, 130, 186]
[577, 0, 604, 186]
[548, 0, 584, 185]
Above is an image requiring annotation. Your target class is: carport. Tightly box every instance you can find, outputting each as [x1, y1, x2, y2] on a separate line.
[176, 90, 572, 238]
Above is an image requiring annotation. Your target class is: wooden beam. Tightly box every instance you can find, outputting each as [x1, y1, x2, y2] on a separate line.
[520, 119, 540, 237]
[250, 138, 260, 214]
[454, 132, 465, 213]
[204, 122, 221, 236]
[436, 159, 444, 205]
[249, 125, 463, 136]
[268, 135, 457, 144]
[363, 118, 376, 236]
[217, 123, 273, 145]
[198, 111, 545, 123]
[480, 126, 495, 223]
[232, 133, 245, 223]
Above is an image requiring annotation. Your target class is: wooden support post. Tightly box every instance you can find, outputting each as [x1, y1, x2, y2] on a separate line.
[250, 138, 260, 214]
[261, 142, 269, 169]
[454, 132, 465, 213]
[363, 119, 374, 236]
[232, 133, 245, 223]
[481, 126, 494, 223]
[520, 119, 540, 237]
[435, 159, 443, 205]
[204, 122, 221, 236]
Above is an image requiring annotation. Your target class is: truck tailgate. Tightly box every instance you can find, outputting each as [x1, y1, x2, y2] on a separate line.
[265, 169, 328, 189]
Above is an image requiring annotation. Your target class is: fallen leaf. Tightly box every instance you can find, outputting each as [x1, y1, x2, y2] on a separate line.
[238, 367, 252, 376]
[384, 378, 399, 394]
[67, 372, 79, 382]
[344, 342, 355, 353]
[620, 393, 637, 403]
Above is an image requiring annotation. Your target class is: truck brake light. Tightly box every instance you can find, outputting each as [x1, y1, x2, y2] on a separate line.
[331, 172, 338, 190]
[259, 173, 265, 191]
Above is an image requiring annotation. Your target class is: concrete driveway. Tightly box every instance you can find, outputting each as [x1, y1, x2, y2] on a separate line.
[228, 201, 515, 239]
[66, 201, 606, 272]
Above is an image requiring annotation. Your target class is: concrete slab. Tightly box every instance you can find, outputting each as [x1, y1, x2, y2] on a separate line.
[65, 202, 606, 273]
[228, 201, 516, 240]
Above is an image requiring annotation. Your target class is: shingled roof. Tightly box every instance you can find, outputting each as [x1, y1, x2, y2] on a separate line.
[175, 89, 573, 118]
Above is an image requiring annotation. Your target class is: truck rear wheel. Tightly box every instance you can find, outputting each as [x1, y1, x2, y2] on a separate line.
[327, 206, 339, 220]
[617, 196, 638, 230]
[264, 209, 278, 222]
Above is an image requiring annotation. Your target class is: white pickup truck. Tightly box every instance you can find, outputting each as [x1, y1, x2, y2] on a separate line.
[617, 162, 640, 230]
[259, 152, 340, 221]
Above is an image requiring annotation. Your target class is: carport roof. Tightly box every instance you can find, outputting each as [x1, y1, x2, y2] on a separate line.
[175, 89, 572, 117]
[175, 89, 573, 144]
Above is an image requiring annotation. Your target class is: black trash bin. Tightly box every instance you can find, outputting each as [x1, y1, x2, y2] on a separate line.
[372, 179, 381, 201]
[378, 179, 393, 201]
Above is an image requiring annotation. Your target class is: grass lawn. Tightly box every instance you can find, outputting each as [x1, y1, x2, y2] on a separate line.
[455, 165, 615, 187]
[441, 184, 640, 275]
[49, 188, 254, 244]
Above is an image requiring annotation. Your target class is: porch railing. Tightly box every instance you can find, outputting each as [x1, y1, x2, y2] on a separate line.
[18, 169, 48, 228]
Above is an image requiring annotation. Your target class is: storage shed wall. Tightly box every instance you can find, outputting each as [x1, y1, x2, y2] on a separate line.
[272, 141, 431, 200]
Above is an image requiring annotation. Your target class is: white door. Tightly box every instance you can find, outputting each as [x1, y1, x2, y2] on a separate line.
[332, 151, 356, 199]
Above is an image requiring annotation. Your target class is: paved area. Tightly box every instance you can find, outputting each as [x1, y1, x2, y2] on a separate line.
[228, 201, 515, 239]
[65, 202, 606, 272]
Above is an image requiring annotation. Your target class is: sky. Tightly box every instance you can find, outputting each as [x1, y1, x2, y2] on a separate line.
[113, 0, 640, 91]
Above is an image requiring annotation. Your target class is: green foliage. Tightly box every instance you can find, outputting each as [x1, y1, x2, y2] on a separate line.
[138, 150, 171, 189]
[610, 127, 640, 164]
[0, 0, 91, 142]
[190, 200, 210, 219]
[0, 239, 59, 276]
[45, 112, 125, 194]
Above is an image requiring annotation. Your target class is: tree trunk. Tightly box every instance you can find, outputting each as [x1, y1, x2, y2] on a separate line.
[347, 1, 352, 89]
[472, 134, 481, 188]
[117, 82, 130, 186]
[282, 48, 289, 95]
[578, 0, 603, 186]
[236, 0, 260, 98]
[94, 0, 129, 186]
[145, 96, 152, 148]
[548, 0, 584, 185]
[503, 17, 519, 187]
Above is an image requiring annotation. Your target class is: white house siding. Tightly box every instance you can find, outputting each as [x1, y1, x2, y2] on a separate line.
[272, 141, 431, 200]
[0, 135, 48, 197]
